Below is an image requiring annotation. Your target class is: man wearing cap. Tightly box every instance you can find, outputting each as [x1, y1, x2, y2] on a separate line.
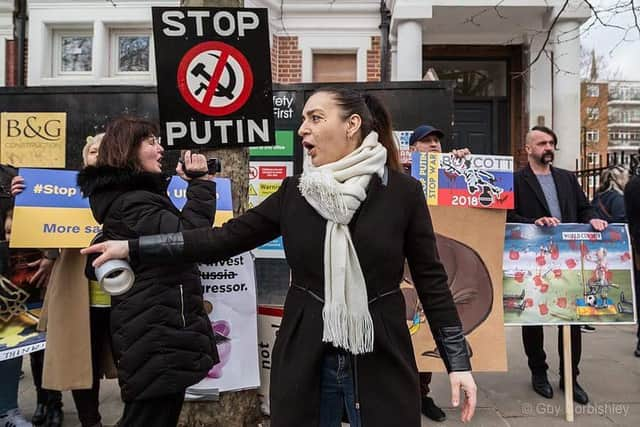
[404, 124, 469, 422]
[507, 125, 607, 405]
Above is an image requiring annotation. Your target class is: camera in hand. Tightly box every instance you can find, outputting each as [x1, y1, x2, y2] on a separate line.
[180, 158, 222, 179]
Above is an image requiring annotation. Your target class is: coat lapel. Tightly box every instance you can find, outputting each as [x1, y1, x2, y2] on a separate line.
[521, 164, 551, 216]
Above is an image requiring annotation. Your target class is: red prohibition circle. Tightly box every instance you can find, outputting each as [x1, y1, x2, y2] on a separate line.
[177, 41, 254, 117]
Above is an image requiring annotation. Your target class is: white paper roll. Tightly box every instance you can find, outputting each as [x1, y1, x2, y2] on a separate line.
[95, 259, 135, 296]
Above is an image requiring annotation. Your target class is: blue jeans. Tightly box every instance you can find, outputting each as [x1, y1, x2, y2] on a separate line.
[319, 347, 361, 427]
[0, 357, 22, 414]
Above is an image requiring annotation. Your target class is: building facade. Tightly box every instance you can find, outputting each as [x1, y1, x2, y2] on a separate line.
[608, 80, 640, 155]
[2, 0, 591, 169]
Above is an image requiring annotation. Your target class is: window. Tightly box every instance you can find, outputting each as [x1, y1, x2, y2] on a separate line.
[312, 53, 357, 82]
[586, 84, 599, 97]
[111, 30, 152, 76]
[586, 130, 599, 143]
[53, 31, 93, 75]
[587, 152, 600, 166]
[586, 107, 599, 120]
[423, 59, 507, 96]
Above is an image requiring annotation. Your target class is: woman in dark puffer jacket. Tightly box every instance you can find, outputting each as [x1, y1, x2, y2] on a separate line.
[77, 117, 218, 427]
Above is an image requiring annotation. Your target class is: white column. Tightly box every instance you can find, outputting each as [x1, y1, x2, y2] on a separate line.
[528, 33, 553, 130]
[93, 20, 107, 79]
[552, 19, 581, 170]
[396, 20, 422, 81]
[390, 34, 397, 81]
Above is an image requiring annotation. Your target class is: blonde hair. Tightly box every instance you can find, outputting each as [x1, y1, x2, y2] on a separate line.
[597, 165, 629, 195]
[82, 133, 104, 167]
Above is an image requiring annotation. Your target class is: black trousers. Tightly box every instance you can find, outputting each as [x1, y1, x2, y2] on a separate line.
[30, 350, 63, 408]
[419, 372, 433, 396]
[71, 307, 111, 427]
[119, 393, 185, 427]
[522, 325, 581, 379]
[635, 268, 640, 340]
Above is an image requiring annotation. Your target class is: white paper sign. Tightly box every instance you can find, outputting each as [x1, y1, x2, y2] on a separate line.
[187, 252, 260, 396]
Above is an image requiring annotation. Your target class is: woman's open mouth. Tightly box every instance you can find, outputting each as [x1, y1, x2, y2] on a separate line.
[302, 141, 316, 156]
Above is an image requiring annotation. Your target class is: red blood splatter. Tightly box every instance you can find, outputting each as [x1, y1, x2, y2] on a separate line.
[557, 297, 567, 308]
[536, 255, 546, 266]
[610, 230, 621, 241]
[515, 271, 525, 283]
[540, 284, 549, 293]
[533, 275, 543, 287]
[565, 258, 577, 269]
[569, 241, 578, 251]
[525, 298, 534, 308]
[621, 252, 631, 262]
[509, 250, 520, 260]
[553, 268, 562, 278]
[550, 244, 560, 260]
[606, 270, 613, 281]
[539, 304, 549, 315]
[511, 230, 522, 239]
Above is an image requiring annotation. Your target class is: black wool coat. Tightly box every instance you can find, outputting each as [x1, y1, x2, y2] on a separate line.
[168, 170, 462, 427]
[77, 167, 218, 402]
[507, 164, 596, 224]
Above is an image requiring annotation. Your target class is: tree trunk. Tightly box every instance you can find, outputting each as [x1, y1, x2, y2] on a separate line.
[178, 1, 262, 426]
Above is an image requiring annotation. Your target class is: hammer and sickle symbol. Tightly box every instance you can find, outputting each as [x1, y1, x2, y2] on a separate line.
[190, 53, 237, 100]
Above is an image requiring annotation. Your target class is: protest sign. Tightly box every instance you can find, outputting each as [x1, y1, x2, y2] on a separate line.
[411, 151, 514, 209]
[256, 305, 283, 415]
[0, 113, 66, 168]
[10, 169, 231, 248]
[0, 300, 46, 361]
[186, 252, 260, 396]
[407, 207, 508, 372]
[152, 7, 274, 149]
[503, 223, 637, 325]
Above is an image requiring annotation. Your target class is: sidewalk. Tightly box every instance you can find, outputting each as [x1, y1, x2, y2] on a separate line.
[17, 325, 640, 426]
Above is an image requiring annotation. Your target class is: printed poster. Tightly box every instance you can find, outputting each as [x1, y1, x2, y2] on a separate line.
[249, 161, 293, 259]
[256, 305, 283, 415]
[406, 206, 508, 372]
[186, 252, 260, 396]
[0, 306, 46, 361]
[503, 223, 637, 325]
[0, 113, 66, 168]
[10, 169, 232, 248]
[411, 151, 514, 209]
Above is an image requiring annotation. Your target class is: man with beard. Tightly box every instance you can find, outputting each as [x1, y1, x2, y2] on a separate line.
[507, 126, 607, 405]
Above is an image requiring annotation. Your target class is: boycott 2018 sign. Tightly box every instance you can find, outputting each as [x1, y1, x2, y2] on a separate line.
[152, 7, 275, 149]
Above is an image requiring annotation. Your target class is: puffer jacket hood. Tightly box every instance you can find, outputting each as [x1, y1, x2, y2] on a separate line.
[77, 166, 170, 224]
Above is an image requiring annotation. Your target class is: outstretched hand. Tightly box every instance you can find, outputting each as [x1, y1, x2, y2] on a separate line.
[449, 371, 477, 423]
[81, 240, 130, 267]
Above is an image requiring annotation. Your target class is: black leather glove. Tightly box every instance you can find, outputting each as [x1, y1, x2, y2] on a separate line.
[433, 325, 472, 373]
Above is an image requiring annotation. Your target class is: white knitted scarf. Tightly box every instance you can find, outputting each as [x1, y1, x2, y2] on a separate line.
[298, 132, 387, 354]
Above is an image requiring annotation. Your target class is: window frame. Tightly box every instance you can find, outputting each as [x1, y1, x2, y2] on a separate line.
[109, 29, 154, 77]
[586, 84, 599, 97]
[586, 129, 599, 143]
[52, 29, 94, 76]
[586, 107, 599, 120]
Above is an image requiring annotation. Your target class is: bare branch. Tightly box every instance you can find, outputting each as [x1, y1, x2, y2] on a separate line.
[524, 0, 570, 73]
[631, 0, 640, 36]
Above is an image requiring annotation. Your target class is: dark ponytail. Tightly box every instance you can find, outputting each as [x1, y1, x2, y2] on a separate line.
[316, 87, 401, 172]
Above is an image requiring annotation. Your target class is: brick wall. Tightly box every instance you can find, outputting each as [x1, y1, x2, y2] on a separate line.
[580, 82, 609, 168]
[367, 36, 381, 82]
[271, 36, 301, 84]
[4, 39, 27, 87]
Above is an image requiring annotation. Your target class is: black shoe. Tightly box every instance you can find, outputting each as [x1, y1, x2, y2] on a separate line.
[32, 403, 47, 425]
[559, 380, 589, 405]
[581, 325, 596, 333]
[45, 404, 64, 427]
[531, 373, 553, 398]
[421, 396, 446, 422]
[634, 341, 640, 357]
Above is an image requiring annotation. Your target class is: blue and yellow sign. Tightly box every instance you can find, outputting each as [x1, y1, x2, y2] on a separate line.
[10, 169, 233, 248]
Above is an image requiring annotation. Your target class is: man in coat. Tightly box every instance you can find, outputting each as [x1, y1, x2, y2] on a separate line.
[624, 173, 640, 357]
[507, 126, 607, 405]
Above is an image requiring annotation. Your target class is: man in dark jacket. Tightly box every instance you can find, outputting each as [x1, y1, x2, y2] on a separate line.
[624, 174, 640, 357]
[507, 126, 607, 405]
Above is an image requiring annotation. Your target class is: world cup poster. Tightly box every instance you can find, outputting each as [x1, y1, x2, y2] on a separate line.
[503, 223, 636, 325]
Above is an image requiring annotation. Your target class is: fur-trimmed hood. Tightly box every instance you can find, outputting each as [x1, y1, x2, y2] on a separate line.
[77, 166, 170, 224]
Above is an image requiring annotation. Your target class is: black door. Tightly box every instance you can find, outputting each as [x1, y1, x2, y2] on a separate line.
[450, 98, 508, 155]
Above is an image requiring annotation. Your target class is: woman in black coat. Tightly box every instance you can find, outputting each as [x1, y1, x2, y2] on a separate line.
[83, 90, 477, 427]
[77, 117, 218, 427]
